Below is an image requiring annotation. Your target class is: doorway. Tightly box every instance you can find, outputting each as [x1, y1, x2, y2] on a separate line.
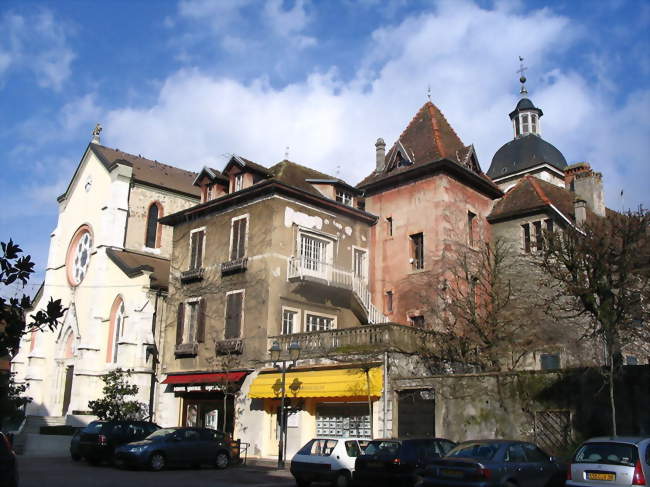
[62, 365, 74, 415]
[398, 389, 435, 437]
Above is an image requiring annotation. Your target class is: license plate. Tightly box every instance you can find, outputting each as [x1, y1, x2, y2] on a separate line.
[586, 472, 616, 481]
[441, 469, 463, 478]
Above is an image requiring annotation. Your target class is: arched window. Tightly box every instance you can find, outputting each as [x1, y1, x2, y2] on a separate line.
[66, 224, 93, 287]
[63, 330, 74, 359]
[106, 296, 126, 363]
[145, 202, 163, 248]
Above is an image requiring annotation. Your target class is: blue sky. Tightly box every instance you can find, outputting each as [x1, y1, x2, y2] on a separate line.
[1, 0, 649, 294]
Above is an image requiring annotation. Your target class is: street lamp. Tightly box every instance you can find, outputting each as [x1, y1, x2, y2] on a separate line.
[269, 340, 301, 469]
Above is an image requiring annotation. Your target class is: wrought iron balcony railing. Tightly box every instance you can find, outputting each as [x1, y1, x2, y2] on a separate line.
[180, 267, 204, 283]
[215, 338, 244, 355]
[221, 257, 248, 276]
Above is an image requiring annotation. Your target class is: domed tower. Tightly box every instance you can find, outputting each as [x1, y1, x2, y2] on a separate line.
[487, 62, 567, 191]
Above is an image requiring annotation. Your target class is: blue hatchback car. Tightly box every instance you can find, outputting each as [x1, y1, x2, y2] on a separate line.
[416, 440, 565, 487]
[114, 427, 232, 471]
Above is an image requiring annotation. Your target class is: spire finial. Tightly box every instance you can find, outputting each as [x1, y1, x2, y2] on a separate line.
[426, 84, 431, 101]
[91, 123, 102, 144]
[517, 56, 528, 96]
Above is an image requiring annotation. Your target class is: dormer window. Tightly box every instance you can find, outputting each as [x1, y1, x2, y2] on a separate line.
[234, 173, 244, 192]
[336, 190, 353, 206]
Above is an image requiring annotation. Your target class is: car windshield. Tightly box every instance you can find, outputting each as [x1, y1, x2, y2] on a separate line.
[448, 442, 499, 460]
[363, 441, 401, 456]
[146, 428, 177, 439]
[574, 442, 639, 467]
[82, 422, 104, 434]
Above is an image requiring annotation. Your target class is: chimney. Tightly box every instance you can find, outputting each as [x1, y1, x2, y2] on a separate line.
[91, 123, 102, 144]
[573, 167, 606, 217]
[574, 198, 587, 226]
[375, 138, 386, 172]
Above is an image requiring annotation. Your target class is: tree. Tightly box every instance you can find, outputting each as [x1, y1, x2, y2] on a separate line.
[88, 368, 147, 421]
[418, 239, 557, 372]
[1, 239, 66, 425]
[537, 207, 650, 435]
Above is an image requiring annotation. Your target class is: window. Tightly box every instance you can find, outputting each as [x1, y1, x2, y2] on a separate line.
[533, 221, 543, 251]
[225, 291, 244, 339]
[626, 356, 638, 365]
[506, 444, 528, 463]
[540, 353, 560, 370]
[521, 113, 530, 134]
[175, 298, 206, 346]
[522, 443, 550, 462]
[66, 225, 93, 286]
[522, 223, 531, 253]
[385, 291, 393, 313]
[229, 216, 248, 260]
[545, 219, 554, 233]
[410, 315, 425, 328]
[234, 173, 244, 191]
[107, 297, 126, 363]
[386, 217, 393, 237]
[300, 233, 328, 275]
[189, 228, 205, 269]
[282, 308, 299, 335]
[305, 312, 335, 332]
[316, 403, 370, 438]
[145, 202, 162, 248]
[467, 211, 476, 247]
[410, 233, 424, 270]
[353, 248, 367, 281]
[531, 114, 537, 133]
[336, 190, 353, 206]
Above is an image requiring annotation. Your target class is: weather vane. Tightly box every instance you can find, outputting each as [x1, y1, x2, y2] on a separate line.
[426, 85, 431, 101]
[517, 56, 528, 95]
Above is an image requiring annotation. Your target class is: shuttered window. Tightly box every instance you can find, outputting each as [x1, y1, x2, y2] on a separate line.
[230, 218, 247, 260]
[176, 302, 185, 345]
[176, 299, 205, 344]
[225, 292, 243, 339]
[410, 233, 424, 270]
[190, 229, 205, 269]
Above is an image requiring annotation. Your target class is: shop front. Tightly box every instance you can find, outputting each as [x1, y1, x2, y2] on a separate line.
[247, 366, 383, 458]
[162, 371, 249, 434]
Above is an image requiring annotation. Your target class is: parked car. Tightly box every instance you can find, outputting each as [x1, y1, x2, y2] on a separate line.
[0, 432, 18, 487]
[113, 427, 233, 471]
[78, 420, 160, 464]
[290, 437, 370, 487]
[417, 439, 565, 487]
[69, 428, 82, 461]
[354, 437, 456, 487]
[566, 436, 649, 486]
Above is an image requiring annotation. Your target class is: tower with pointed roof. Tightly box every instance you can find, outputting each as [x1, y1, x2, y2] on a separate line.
[358, 100, 502, 328]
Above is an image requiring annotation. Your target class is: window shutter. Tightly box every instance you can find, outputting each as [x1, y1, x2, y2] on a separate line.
[237, 219, 247, 259]
[196, 231, 204, 268]
[230, 222, 240, 260]
[225, 293, 243, 339]
[190, 234, 198, 269]
[196, 298, 206, 343]
[176, 302, 185, 345]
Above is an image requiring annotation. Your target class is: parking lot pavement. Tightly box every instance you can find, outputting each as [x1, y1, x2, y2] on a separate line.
[18, 457, 296, 487]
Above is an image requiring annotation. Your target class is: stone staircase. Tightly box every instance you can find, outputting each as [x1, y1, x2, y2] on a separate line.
[13, 415, 67, 455]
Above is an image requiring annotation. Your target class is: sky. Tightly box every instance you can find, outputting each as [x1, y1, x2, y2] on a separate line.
[1, 0, 649, 295]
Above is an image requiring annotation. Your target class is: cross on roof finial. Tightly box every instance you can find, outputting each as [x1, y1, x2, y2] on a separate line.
[517, 56, 528, 96]
[284, 146, 290, 160]
[426, 85, 431, 101]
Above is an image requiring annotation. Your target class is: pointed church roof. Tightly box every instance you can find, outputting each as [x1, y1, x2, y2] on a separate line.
[358, 101, 500, 197]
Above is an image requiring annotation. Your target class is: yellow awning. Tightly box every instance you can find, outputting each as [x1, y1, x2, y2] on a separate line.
[249, 367, 383, 399]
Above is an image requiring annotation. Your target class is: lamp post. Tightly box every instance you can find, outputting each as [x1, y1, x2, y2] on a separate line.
[269, 340, 301, 469]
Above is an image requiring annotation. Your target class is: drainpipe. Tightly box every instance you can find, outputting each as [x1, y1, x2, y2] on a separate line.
[383, 351, 389, 437]
[148, 290, 161, 420]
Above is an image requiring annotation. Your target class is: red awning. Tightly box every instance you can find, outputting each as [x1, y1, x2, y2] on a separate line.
[162, 372, 248, 385]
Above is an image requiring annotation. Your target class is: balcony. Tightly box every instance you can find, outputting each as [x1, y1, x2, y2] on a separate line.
[287, 256, 389, 324]
[180, 267, 204, 283]
[175, 342, 198, 357]
[268, 323, 439, 359]
[221, 257, 248, 276]
[215, 338, 244, 355]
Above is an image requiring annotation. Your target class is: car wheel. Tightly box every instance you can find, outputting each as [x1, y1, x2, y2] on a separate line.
[149, 452, 165, 471]
[334, 470, 351, 487]
[215, 451, 229, 470]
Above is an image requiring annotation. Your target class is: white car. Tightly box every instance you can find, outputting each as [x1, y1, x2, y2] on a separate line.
[290, 437, 370, 487]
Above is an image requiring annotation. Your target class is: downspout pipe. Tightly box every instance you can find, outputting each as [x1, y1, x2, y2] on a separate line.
[148, 290, 161, 420]
[383, 351, 389, 437]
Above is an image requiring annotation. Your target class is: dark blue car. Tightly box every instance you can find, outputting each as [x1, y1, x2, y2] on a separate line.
[114, 427, 232, 471]
[416, 440, 565, 487]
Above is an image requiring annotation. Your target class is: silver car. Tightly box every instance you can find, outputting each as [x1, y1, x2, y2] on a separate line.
[566, 437, 649, 486]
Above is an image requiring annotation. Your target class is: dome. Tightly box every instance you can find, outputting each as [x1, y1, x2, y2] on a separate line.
[487, 134, 567, 179]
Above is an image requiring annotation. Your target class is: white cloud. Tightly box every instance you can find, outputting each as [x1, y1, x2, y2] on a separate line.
[90, 1, 647, 209]
[0, 9, 75, 90]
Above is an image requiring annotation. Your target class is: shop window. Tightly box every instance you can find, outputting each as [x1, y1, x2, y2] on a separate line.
[225, 291, 244, 339]
[305, 312, 335, 332]
[410, 233, 424, 270]
[316, 403, 370, 438]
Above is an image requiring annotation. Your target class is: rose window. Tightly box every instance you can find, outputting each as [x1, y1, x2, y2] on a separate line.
[67, 228, 93, 286]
